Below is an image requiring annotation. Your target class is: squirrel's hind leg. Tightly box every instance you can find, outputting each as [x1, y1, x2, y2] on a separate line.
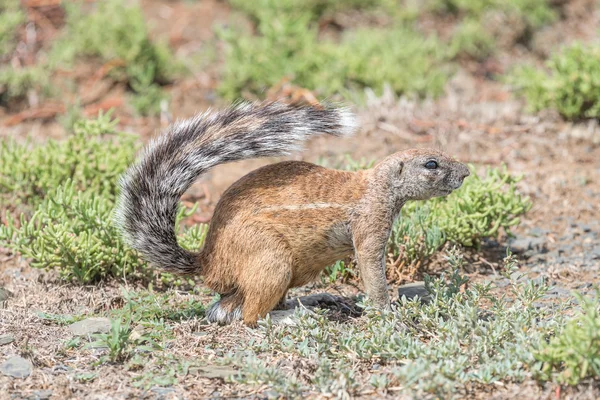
[239, 252, 293, 327]
[206, 292, 243, 325]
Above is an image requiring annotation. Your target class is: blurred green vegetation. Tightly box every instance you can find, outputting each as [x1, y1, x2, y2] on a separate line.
[0, 113, 203, 284]
[511, 43, 600, 120]
[49, 0, 178, 115]
[432, 0, 556, 59]
[449, 18, 495, 60]
[228, 0, 401, 22]
[220, 0, 451, 100]
[0, 66, 50, 106]
[219, 0, 564, 100]
[219, 22, 452, 100]
[49, 0, 177, 84]
[0, 0, 178, 114]
[429, 0, 556, 28]
[3, 0, 596, 120]
[0, 0, 46, 106]
[0, 112, 130, 207]
[0, 0, 25, 57]
[535, 291, 600, 385]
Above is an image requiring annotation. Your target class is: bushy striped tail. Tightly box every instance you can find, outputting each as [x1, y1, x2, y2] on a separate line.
[114, 101, 357, 274]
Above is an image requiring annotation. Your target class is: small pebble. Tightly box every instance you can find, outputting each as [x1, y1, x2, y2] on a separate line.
[68, 318, 111, 336]
[0, 334, 15, 346]
[0, 355, 33, 378]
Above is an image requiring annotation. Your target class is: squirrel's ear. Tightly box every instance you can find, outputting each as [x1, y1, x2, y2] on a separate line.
[396, 160, 404, 174]
[376, 155, 403, 178]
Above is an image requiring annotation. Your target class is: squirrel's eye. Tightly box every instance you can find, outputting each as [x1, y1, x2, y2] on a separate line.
[425, 160, 438, 170]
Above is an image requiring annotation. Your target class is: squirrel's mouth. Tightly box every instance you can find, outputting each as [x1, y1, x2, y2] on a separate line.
[449, 181, 465, 190]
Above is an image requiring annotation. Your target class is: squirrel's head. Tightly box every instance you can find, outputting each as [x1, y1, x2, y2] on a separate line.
[378, 149, 470, 201]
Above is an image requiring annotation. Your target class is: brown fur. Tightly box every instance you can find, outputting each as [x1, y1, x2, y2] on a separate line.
[199, 149, 469, 326]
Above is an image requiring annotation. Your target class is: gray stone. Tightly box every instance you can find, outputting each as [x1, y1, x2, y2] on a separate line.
[576, 283, 593, 290]
[194, 365, 238, 380]
[509, 236, 546, 254]
[397, 282, 430, 302]
[263, 390, 280, 399]
[493, 278, 511, 289]
[0, 287, 11, 302]
[529, 227, 548, 237]
[267, 309, 300, 326]
[0, 334, 15, 346]
[557, 244, 574, 254]
[68, 317, 111, 336]
[52, 364, 71, 373]
[545, 287, 572, 299]
[0, 355, 32, 378]
[29, 390, 53, 400]
[529, 266, 543, 274]
[0, 287, 11, 309]
[580, 224, 593, 233]
[265, 293, 345, 325]
[150, 387, 176, 396]
[588, 247, 600, 260]
[557, 256, 574, 265]
[128, 324, 145, 342]
[85, 393, 126, 400]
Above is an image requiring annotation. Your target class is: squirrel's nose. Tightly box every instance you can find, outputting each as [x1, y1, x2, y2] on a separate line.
[461, 165, 470, 179]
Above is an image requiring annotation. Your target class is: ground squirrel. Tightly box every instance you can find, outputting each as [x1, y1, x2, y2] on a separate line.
[115, 102, 470, 326]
